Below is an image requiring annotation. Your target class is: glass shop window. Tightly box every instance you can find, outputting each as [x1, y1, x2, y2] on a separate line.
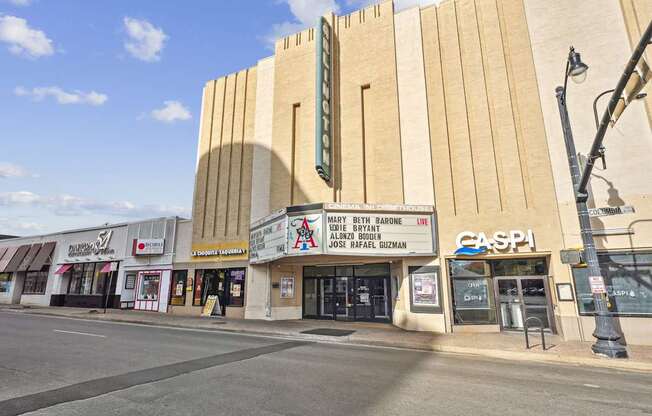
[193, 270, 204, 306]
[80, 263, 94, 295]
[228, 269, 246, 307]
[0, 273, 12, 293]
[68, 264, 84, 294]
[23, 271, 48, 294]
[170, 270, 187, 306]
[449, 260, 496, 324]
[573, 252, 652, 316]
[139, 273, 161, 301]
[493, 259, 547, 276]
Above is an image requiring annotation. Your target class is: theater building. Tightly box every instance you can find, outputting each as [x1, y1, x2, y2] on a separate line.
[189, 0, 652, 344]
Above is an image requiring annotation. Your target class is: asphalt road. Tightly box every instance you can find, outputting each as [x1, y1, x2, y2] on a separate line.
[1, 311, 651, 416]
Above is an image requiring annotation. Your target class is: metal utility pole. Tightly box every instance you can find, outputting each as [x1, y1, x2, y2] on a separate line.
[577, 21, 652, 197]
[556, 86, 627, 358]
[555, 21, 652, 358]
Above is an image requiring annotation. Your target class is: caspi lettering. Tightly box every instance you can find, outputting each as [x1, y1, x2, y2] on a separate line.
[455, 229, 535, 252]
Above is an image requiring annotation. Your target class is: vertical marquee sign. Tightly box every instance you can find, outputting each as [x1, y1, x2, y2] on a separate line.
[315, 16, 332, 182]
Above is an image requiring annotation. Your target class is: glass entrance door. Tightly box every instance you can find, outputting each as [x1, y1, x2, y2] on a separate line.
[495, 276, 551, 331]
[303, 264, 391, 322]
[521, 278, 550, 329]
[355, 277, 389, 321]
[497, 278, 523, 329]
[335, 277, 351, 319]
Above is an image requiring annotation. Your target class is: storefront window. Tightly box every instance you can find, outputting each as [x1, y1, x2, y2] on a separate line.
[23, 271, 48, 294]
[80, 263, 94, 295]
[228, 269, 245, 307]
[449, 260, 489, 278]
[0, 273, 11, 293]
[449, 260, 496, 324]
[493, 259, 546, 276]
[67, 263, 112, 295]
[68, 264, 84, 294]
[170, 270, 187, 306]
[193, 268, 246, 308]
[409, 267, 440, 310]
[139, 272, 160, 301]
[304, 266, 335, 278]
[193, 270, 204, 306]
[92, 264, 107, 295]
[573, 252, 652, 316]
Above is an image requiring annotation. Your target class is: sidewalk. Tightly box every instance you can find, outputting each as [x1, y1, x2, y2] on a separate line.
[3, 304, 651, 373]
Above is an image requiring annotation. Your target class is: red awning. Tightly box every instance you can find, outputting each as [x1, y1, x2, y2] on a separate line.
[100, 263, 112, 273]
[54, 264, 72, 275]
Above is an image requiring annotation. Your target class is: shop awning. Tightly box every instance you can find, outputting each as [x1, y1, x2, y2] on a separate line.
[54, 264, 72, 275]
[17, 243, 42, 272]
[100, 262, 112, 273]
[3, 245, 30, 273]
[0, 246, 17, 273]
[0, 247, 8, 264]
[28, 242, 56, 272]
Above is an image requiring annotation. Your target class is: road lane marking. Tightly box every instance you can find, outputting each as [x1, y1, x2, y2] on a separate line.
[583, 384, 600, 388]
[53, 329, 106, 338]
[0, 340, 310, 416]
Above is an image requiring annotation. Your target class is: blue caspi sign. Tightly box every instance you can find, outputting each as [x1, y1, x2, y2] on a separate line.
[315, 16, 332, 183]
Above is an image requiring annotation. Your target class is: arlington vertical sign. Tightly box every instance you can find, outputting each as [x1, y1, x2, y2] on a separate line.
[315, 16, 333, 182]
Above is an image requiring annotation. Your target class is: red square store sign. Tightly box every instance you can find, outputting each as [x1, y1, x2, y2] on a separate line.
[134, 239, 165, 256]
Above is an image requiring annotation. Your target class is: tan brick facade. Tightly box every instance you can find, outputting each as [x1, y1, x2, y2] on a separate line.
[188, 0, 652, 344]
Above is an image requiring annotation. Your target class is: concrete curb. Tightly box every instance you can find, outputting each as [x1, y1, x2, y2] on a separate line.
[9, 309, 652, 374]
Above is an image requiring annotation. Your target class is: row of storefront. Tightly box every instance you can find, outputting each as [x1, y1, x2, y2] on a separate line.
[1, 0, 651, 346]
[0, 218, 184, 313]
[1, 204, 650, 344]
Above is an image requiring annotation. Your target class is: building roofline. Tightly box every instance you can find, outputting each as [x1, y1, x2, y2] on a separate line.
[0, 216, 189, 242]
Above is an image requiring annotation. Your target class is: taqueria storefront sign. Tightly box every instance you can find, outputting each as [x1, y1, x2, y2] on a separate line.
[249, 203, 437, 263]
[191, 241, 249, 262]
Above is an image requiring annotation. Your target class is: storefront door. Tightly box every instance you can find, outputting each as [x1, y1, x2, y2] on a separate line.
[303, 264, 391, 322]
[495, 276, 551, 331]
[200, 270, 226, 315]
[355, 277, 390, 321]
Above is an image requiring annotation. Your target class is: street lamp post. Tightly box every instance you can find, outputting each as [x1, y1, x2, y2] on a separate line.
[555, 47, 628, 359]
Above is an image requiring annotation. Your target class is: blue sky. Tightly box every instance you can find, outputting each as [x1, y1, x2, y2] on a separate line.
[0, 0, 435, 236]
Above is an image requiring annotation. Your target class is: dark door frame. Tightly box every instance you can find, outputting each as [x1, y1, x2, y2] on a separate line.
[493, 275, 555, 333]
[302, 273, 392, 323]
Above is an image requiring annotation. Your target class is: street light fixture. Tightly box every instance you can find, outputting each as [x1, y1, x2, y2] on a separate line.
[567, 47, 589, 83]
[555, 46, 628, 359]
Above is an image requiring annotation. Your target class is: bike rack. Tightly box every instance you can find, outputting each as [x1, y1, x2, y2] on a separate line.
[524, 316, 546, 351]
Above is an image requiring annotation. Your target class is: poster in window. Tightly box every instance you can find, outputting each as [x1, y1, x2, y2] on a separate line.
[125, 273, 136, 290]
[411, 273, 439, 307]
[139, 273, 160, 301]
[231, 283, 241, 298]
[280, 276, 294, 299]
[453, 278, 490, 309]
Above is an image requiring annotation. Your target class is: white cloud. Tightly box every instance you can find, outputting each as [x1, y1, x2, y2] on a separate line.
[0, 162, 36, 178]
[0, 217, 44, 236]
[15, 85, 108, 106]
[123, 17, 167, 62]
[0, 191, 190, 219]
[264, 0, 339, 48]
[151, 100, 191, 123]
[264, 21, 305, 49]
[0, 15, 53, 58]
